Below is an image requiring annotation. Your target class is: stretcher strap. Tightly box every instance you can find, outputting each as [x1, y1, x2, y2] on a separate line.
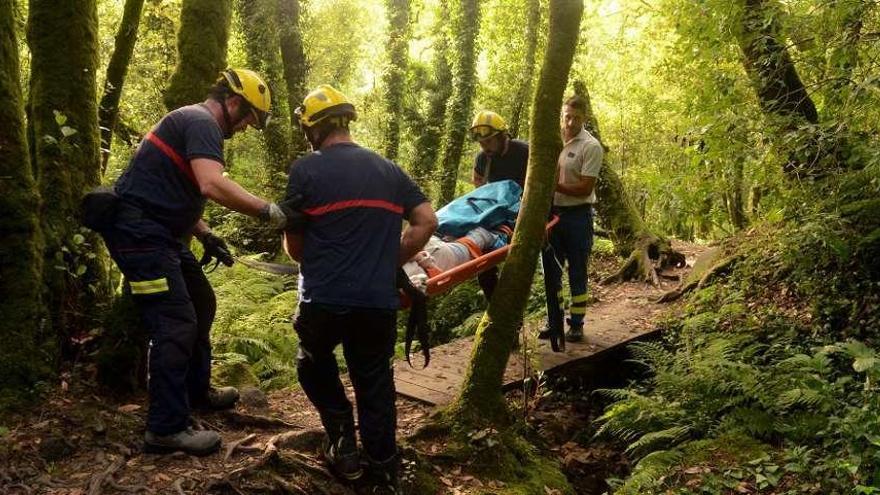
[456, 236, 483, 260]
[145, 132, 198, 187]
[397, 268, 431, 368]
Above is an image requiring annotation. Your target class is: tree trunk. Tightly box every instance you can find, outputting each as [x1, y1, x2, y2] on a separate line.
[446, 0, 583, 428]
[437, 0, 480, 206]
[99, 0, 145, 173]
[735, 0, 838, 178]
[28, 0, 110, 354]
[572, 82, 684, 284]
[738, 0, 818, 124]
[408, 1, 453, 194]
[0, 0, 49, 404]
[237, 0, 292, 189]
[726, 160, 747, 231]
[163, 0, 232, 110]
[507, 0, 539, 139]
[277, 0, 309, 158]
[382, 0, 410, 161]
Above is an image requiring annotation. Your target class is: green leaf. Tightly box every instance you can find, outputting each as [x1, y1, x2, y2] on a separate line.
[60, 126, 78, 138]
[72, 234, 85, 245]
[53, 110, 67, 126]
[75, 265, 87, 277]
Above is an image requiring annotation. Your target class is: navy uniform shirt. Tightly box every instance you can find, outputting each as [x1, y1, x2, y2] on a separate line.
[286, 143, 428, 310]
[474, 138, 529, 188]
[115, 104, 224, 237]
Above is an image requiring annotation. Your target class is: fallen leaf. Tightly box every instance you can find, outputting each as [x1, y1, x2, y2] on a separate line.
[117, 404, 141, 413]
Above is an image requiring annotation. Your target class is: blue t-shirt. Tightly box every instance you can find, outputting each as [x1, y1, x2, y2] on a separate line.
[115, 104, 224, 237]
[286, 143, 428, 309]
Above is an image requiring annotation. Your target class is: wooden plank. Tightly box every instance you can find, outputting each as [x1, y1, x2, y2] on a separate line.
[394, 309, 660, 405]
[394, 377, 451, 406]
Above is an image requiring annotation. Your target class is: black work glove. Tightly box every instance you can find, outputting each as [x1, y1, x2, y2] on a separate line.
[278, 194, 309, 232]
[197, 232, 234, 271]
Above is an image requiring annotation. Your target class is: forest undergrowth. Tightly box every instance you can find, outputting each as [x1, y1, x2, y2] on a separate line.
[594, 170, 880, 494]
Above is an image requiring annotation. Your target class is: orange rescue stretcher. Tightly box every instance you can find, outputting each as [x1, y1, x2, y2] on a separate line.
[397, 215, 560, 367]
[401, 215, 559, 305]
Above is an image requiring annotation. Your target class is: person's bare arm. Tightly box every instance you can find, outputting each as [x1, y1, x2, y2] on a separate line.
[400, 202, 438, 265]
[191, 158, 269, 216]
[556, 176, 597, 197]
[282, 231, 303, 263]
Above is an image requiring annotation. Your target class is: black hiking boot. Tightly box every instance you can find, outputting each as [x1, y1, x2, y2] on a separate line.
[565, 318, 584, 343]
[360, 454, 400, 494]
[323, 434, 363, 481]
[320, 409, 363, 481]
[192, 386, 240, 411]
[144, 427, 221, 456]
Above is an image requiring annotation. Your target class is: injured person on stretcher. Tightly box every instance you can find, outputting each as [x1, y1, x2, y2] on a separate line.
[402, 223, 514, 292]
[401, 179, 522, 292]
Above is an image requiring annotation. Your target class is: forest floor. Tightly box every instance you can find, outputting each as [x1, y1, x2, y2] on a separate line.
[0, 241, 705, 495]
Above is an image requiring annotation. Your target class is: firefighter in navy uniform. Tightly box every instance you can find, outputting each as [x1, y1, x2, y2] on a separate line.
[101, 69, 299, 456]
[469, 110, 529, 300]
[283, 85, 436, 494]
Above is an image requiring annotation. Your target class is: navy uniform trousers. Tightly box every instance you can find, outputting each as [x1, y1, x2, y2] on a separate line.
[294, 302, 398, 464]
[102, 215, 215, 435]
[542, 204, 594, 332]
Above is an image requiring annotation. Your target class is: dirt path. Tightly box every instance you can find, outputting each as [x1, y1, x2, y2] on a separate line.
[0, 241, 705, 494]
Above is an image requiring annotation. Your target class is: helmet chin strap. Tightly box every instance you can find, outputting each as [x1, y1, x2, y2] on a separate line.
[220, 97, 250, 139]
[306, 125, 333, 150]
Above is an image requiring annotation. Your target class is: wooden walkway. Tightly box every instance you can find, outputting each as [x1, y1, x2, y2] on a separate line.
[394, 290, 665, 406]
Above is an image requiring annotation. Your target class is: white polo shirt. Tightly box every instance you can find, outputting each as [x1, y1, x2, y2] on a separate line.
[554, 129, 603, 207]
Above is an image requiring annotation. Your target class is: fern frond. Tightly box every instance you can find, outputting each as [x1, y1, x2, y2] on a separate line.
[625, 425, 692, 458]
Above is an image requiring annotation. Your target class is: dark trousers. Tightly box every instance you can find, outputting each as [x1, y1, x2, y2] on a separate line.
[294, 303, 398, 463]
[104, 223, 215, 435]
[541, 204, 593, 331]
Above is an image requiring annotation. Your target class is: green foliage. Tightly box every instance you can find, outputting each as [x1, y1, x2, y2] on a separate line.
[208, 259, 300, 389]
[600, 197, 880, 493]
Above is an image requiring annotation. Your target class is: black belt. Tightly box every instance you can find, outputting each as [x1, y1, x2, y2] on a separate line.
[553, 203, 593, 212]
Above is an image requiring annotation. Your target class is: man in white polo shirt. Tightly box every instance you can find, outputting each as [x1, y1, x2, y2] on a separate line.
[539, 95, 603, 344]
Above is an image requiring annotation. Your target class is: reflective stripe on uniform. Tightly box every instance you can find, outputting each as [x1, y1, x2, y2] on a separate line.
[570, 306, 587, 315]
[130, 278, 170, 295]
[572, 293, 589, 304]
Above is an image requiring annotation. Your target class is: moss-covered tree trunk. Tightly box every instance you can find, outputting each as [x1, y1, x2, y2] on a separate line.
[571, 82, 684, 285]
[408, 2, 453, 194]
[507, 0, 539, 139]
[734, 0, 840, 178]
[0, 0, 49, 406]
[99, 0, 145, 173]
[163, 0, 232, 110]
[237, 0, 293, 186]
[446, 0, 583, 428]
[382, 0, 410, 161]
[28, 0, 110, 355]
[436, 0, 480, 206]
[277, 0, 309, 158]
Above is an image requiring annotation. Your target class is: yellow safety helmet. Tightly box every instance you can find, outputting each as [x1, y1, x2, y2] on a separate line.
[218, 68, 272, 129]
[295, 84, 357, 128]
[469, 110, 508, 141]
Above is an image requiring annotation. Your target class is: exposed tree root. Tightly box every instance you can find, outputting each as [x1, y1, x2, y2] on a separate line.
[224, 433, 258, 461]
[219, 410, 300, 429]
[657, 252, 740, 303]
[601, 233, 686, 286]
[205, 428, 339, 495]
[86, 456, 124, 495]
